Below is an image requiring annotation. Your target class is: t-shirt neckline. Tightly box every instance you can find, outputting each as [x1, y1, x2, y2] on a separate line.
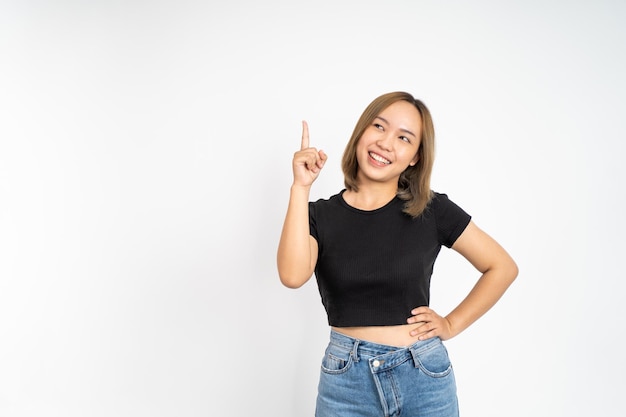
[338, 189, 400, 215]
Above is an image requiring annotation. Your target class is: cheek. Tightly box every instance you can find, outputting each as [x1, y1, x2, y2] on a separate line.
[355, 139, 370, 156]
[410, 146, 421, 163]
[399, 147, 417, 162]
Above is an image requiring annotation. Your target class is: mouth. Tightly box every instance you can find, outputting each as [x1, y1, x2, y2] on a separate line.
[369, 152, 391, 165]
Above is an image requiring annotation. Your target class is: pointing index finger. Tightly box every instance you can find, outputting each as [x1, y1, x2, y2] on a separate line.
[301, 120, 309, 150]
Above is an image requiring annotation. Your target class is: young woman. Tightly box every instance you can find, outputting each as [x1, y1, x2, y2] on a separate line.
[277, 91, 518, 417]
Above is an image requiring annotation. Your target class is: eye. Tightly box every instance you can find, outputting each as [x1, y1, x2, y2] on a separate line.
[373, 123, 384, 130]
[399, 136, 411, 143]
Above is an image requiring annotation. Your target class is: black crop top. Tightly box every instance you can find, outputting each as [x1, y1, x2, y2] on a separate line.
[309, 190, 471, 327]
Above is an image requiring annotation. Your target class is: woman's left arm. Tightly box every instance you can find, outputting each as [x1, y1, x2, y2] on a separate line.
[408, 221, 519, 341]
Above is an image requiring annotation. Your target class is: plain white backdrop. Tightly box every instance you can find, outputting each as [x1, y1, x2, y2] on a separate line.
[1, 1, 625, 416]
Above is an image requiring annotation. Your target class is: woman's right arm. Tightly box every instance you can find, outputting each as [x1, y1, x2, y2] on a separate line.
[277, 121, 327, 288]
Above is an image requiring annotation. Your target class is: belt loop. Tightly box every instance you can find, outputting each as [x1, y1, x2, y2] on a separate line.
[351, 339, 361, 362]
[409, 344, 420, 369]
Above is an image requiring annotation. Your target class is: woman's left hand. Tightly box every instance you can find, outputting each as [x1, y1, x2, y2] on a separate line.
[407, 307, 454, 341]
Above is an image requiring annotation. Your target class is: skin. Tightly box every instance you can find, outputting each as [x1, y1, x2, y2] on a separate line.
[277, 101, 518, 347]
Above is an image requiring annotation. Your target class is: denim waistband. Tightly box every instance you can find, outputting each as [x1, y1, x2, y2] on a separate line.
[329, 329, 443, 370]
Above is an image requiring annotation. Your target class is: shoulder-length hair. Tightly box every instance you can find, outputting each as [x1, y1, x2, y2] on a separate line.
[341, 91, 435, 218]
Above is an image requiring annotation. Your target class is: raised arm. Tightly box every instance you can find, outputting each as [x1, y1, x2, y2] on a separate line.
[277, 121, 328, 288]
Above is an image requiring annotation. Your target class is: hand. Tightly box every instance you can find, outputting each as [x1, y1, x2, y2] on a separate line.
[407, 306, 454, 341]
[292, 121, 327, 187]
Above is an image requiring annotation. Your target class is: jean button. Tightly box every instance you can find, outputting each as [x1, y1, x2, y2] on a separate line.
[372, 360, 380, 367]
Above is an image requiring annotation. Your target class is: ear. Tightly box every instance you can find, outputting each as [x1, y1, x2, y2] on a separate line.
[409, 153, 420, 167]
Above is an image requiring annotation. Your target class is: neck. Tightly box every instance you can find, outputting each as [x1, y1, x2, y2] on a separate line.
[343, 183, 397, 211]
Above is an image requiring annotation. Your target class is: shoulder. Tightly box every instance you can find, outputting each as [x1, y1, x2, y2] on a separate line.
[311, 191, 341, 203]
[428, 191, 467, 213]
[428, 190, 472, 247]
[309, 190, 345, 219]
[310, 190, 344, 209]
[430, 191, 452, 204]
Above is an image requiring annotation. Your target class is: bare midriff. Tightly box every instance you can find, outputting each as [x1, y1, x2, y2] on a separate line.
[332, 323, 426, 348]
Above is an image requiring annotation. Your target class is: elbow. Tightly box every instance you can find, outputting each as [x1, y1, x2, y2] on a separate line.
[505, 258, 519, 284]
[277, 267, 312, 289]
[276, 252, 313, 289]
[280, 277, 306, 289]
[277, 254, 314, 289]
[484, 256, 518, 286]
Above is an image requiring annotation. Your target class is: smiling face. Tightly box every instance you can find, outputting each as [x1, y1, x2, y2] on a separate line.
[354, 100, 422, 186]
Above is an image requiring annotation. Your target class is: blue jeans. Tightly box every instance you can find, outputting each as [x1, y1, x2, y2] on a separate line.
[316, 330, 459, 417]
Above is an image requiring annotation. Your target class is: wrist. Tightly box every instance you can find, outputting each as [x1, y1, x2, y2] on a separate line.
[443, 316, 459, 339]
[290, 183, 312, 194]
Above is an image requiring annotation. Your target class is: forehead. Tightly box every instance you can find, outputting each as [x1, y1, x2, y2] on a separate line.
[377, 101, 422, 130]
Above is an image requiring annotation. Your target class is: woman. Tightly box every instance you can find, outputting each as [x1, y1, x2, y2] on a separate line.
[277, 91, 518, 417]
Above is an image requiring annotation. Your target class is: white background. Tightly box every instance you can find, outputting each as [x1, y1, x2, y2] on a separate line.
[1, 1, 625, 416]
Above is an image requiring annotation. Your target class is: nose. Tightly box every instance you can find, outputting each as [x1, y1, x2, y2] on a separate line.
[376, 133, 394, 151]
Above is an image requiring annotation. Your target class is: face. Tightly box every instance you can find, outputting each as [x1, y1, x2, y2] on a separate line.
[355, 100, 422, 186]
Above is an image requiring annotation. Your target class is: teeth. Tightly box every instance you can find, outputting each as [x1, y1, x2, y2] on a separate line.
[370, 152, 390, 164]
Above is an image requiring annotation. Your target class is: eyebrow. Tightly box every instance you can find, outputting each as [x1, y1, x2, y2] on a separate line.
[375, 116, 417, 138]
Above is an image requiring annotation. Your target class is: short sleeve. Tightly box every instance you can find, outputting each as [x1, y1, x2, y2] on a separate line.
[308, 201, 319, 241]
[432, 192, 472, 248]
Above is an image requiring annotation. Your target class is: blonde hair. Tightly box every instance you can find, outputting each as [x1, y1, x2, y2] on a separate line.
[341, 92, 435, 218]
